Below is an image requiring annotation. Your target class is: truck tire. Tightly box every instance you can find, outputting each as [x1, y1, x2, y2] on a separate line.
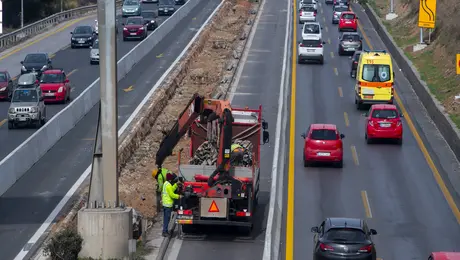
[8, 122, 14, 129]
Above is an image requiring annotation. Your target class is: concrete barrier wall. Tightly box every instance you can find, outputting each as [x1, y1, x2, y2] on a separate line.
[0, 0, 202, 196]
[363, 4, 460, 162]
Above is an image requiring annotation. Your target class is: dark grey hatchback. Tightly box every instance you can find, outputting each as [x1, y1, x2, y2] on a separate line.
[312, 218, 377, 260]
[338, 32, 362, 56]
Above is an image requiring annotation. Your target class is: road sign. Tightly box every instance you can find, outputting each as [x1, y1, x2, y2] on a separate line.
[418, 0, 436, 28]
[208, 200, 220, 213]
[457, 54, 460, 75]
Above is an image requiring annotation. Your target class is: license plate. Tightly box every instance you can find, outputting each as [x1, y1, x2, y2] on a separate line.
[317, 152, 330, 156]
[18, 117, 27, 121]
[307, 49, 315, 52]
[347, 48, 355, 51]
[363, 95, 373, 99]
[78, 40, 85, 43]
[130, 33, 137, 35]
[345, 21, 352, 23]
[45, 93, 55, 96]
[380, 123, 391, 127]
[362, 89, 374, 95]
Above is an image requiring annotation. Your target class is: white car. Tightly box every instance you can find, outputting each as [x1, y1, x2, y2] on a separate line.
[302, 22, 322, 40]
[299, 0, 317, 10]
[298, 35, 325, 64]
[299, 5, 317, 23]
[90, 39, 99, 65]
[94, 20, 98, 35]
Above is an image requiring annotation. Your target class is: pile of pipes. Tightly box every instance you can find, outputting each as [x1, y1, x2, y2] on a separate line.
[189, 139, 253, 166]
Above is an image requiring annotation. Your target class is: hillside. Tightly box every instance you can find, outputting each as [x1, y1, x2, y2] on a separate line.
[369, 0, 460, 125]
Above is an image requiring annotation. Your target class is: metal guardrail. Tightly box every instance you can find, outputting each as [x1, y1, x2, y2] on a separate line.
[0, 0, 122, 51]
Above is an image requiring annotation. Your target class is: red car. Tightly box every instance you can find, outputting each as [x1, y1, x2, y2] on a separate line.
[0, 70, 14, 100]
[365, 104, 403, 144]
[338, 11, 358, 32]
[301, 124, 345, 168]
[123, 16, 148, 41]
[429, 252, 460, 260]
[39, 69, 71, 104]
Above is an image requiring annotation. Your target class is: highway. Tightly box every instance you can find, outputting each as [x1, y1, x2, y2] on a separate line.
[286, 1, 460, 260]
[0, 0, 221, 259]
[0, 3, 164, 161]
[165, 0, 288, 259]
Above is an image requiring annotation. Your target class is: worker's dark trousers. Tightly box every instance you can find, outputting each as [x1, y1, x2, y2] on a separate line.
[156, 191, 161, 213]
[163, 206, 173, 233]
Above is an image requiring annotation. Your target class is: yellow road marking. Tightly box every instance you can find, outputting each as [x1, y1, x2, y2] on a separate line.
[351, 145, 359, 165]
[334, 67, 338, 76]
[338, 86, 343, 97]
[285, 0, 298, 257]
[0, 119, 6, 127]
[323, 17, 326, 22]
[82, 138, 95, 141]
[328, 38, 331, 44]
[330, 51, 334, 58]
[12, 77, 17, 81]
[320, 8, 323, 14]
[344, 112, 349, 126]
[49, 53, 56, 59]
[67, 69, 78, 77]
[0, 16, 90, 62]
[123, 85, 134, 92]
[156, 53, 164, 58]
[354, 7, 460, 224]
[361, 190, 373, 218]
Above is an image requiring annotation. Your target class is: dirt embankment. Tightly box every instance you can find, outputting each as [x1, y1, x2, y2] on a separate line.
[370, 0, 460, 123]
[118, 0, 256, 219]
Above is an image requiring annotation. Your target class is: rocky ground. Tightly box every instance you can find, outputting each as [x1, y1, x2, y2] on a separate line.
[368, 0, 460, 125]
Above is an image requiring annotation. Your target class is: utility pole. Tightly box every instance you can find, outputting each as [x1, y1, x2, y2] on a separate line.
[0, 0, 3, 34]
[61, 0, 63, 12]
[385, 0, 398, 20]
[20, 0, 24, 28]
[78, 0, 133, 258]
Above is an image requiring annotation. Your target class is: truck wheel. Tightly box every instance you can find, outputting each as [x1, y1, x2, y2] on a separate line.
[181, 224, 194, 234]
[239, 225, 253, 235]
[304, 158, 310, 167]
[8, 122, 14, 129]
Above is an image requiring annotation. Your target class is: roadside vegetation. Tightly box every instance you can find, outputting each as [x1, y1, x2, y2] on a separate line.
[368, 0, 460, 126]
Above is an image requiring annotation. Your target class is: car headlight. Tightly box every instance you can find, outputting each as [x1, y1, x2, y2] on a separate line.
[31, 107, 38, 113]
[8, 108, 15, 113]
[159, 7, 164, 10]
[41, 65, 48, 71]
[21, 66, 26, 71]
[88, 36, 92, 40]
[0, 87, 6, 91]
[169, 8, 174, 10]
[58, 86, 64, 93]
[151, 20, 155, 23]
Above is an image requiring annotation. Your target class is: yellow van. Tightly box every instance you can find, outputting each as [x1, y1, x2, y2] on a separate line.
[354, 50, 394, 109]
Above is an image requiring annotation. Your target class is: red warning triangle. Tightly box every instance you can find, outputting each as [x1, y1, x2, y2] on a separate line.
[208, 200, 220, 213]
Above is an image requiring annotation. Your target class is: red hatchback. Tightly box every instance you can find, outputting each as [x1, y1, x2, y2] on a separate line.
[301, 124, 345, 168]
[429, 252, 460, 260]
[39, 69, 71, 103]
[123, 16, 148, 41]
[365, 104, 403, 144]
[338, 11, 358, 32]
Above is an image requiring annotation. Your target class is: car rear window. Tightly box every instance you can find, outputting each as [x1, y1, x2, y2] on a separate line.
[342, 34, 360, 41]
[324, 228, 367, 242]
[301, 39, 321, 47]
[301, 6, 315, 12]
[310, 129, 337, 140]
[371, 109, 398, 119]
[342, 13, 355, 19]
[303, 24, 320, 34]
[334, 6, 348, 12]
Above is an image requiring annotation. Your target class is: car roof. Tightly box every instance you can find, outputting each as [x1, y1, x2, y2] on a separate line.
[310, 124, 337, 130]
[43, 69, 64, 74]
[326, 217, 363, 229]
[304, 22, 320, 25]
[371, 104, 397, 110]
[432, 252, 460, 260]
[18, 73, 37, 84]
[127, 16, 143, 19]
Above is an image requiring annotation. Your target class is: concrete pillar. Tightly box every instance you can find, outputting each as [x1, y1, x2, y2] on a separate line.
[78, 207, 133, 259]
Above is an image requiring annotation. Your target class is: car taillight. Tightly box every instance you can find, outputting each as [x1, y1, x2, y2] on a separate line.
[58, 86, 64, 93]
[358, 245, 373, 253]
[236, 211, 251, 217]
[177, 209, 192, 215]
[314, 11, 317, 16]
[353, 61, 358, 64]
[318, 43, 323, 47]
[358, 86, 361, 95]
[368, 121, 374, 127]
[299, 10, 302, 15]
[391, 87, 394, 96]
[299, 43, 304, 47]
[396, 121, 402, 127]
[319, 243, 334, 251]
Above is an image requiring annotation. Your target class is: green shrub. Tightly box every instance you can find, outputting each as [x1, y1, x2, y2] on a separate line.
[44, 229, 83, 260]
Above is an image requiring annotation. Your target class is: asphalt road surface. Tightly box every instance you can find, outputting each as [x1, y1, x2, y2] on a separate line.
[0, 2, 162, 161]
[287, 1, 460, 260]
[165, 0, 287, 259]
[0, 0, 220, 259]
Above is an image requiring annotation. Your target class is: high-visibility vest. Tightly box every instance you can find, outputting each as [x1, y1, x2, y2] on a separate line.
[155, 168, 169, 192]
[231, 143, 243, 152]
[162, 181, 178, 208]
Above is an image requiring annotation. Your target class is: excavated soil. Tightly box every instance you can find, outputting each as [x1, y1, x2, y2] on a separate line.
[118, 0, 254, 219]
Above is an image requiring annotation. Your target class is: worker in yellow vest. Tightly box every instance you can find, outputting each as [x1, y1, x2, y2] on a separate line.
[162, 173, 181, 237]
[152, 168, 170, 213]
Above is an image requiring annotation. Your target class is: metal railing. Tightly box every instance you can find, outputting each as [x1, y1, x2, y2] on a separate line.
[0, 0, 122, 51]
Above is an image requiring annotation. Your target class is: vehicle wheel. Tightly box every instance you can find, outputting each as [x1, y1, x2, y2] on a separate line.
[351, 70, 356, 78]
[356, 101, 362, 110]
[8, 122, 14, 129]
[336, 160, 343, 168]
[366, 134, 373, 144]
[239, 225, 253, 236]
[338, 49, 343, 56]
[297, 56, 302, 64]
[90, 61, 94, 65]
[304, 159, 310, 167]
[71, 44, 75, 49]
[319, 57, 324, 64]
[35, 118, 42, 129]
[396, 138, 403, 145]
[123, 37, 127, 41]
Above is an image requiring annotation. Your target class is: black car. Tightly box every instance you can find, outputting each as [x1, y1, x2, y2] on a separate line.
[311, 218, 377, 260]
[350, 51, 362, 78]
[20, 53, 52, 78]
[70, 25, 95, 48]
[141, 10, 158, 30]
[338, 32, 362, 56]
[158, 0, 176, 15]
[174, 0, 186, 4]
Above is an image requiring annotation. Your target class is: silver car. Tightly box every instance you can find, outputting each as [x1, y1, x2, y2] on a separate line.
[90, 40, 99, 65]
[332, 4, 349, 24]
[299, 5, 316, 23]
[122, 0, 142, 17]
[8, 85, 46, 129]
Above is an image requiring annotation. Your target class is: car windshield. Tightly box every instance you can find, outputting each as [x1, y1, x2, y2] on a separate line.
[301, 39, 321, 47]
[301, 6, 315, 12]
[342, 13, 355, 19]
[324, 228, 367, 242]
[74, 26, 92, 34]
[126, 18, 142, 25]
[310, 129, 337, 140]
[371, 109, 398, 119]
[0, 72, 7, 82]
[342, 34, 360, 41]
[303, 24, 320, 34]
[124, 0, 138, 5]
[40, 73, 64, 83]
[142, 11, 155, 18]
[334, 6, 348, 12]
[362, 64, 391, 82]
[12, 89, 38, 103]
[24, 54, 46, 63]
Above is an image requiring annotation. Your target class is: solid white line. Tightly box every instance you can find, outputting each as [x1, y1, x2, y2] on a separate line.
[13, 1, 224, 259]
[166, 237, 183, 260]
[262, 0, 291, 258]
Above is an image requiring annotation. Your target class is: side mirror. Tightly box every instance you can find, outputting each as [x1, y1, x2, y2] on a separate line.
[356, 17, 359, 19]
[321, 26, 323, 29]
[262, 120, 268, 130]
[263, 131, 269, 144]
[20, 61, 23, 64]
[39, 96, 44, 101]
[122, 23, 125, 26]
[362, 112, 368, 117]
[301, 133, 306, 139]
[65, 79, 69, 83]
[360, 37, 363, 40]
[370, 229, 377, 235]
[70, 32, 73, 34]
[340, 133, 345, 139]
[311, 226, 319, 233]
[297, 40, 301, 44]
[399, 113, 404, 118]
